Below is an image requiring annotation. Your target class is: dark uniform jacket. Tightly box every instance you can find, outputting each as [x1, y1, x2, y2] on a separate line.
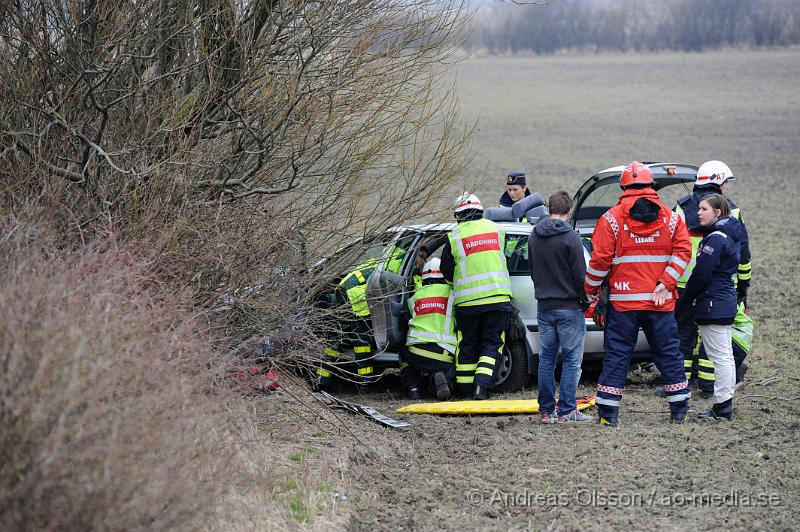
[681, 216, 743, 324]
[677, 187, 751, 288]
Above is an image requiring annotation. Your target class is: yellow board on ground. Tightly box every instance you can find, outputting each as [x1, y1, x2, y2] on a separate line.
[396, 396, 595, 415]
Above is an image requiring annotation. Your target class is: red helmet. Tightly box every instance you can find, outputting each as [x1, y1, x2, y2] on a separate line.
[619, 161, 654, 189]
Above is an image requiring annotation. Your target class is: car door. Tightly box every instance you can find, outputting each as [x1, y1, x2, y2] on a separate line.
[365, 230, 423, 352]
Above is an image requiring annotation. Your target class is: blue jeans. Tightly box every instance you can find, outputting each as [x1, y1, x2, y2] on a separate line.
[537, 309, 586, 415]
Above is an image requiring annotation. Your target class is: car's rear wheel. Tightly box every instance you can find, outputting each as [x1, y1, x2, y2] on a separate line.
[494, 339, 529, 392]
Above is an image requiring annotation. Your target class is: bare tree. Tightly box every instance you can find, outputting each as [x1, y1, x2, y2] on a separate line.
[1, 0, 472, 323]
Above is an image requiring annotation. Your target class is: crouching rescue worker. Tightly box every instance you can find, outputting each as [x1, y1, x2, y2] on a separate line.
[441, 193, 513, 400]
[584, 162, 693, 425]
[400, 257, 457, 400]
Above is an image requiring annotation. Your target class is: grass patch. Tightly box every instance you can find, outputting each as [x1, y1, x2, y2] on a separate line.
[288, 494, 311, 523]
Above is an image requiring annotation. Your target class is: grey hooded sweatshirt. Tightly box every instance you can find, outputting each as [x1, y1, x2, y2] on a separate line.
[527, 217, 587, 311]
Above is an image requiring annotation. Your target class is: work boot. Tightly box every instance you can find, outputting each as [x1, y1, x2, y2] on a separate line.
[473, 384, 490, 400]
[432, 372, 451, 401]
[698, 399, 733, 421]
[640, 361, 661, 377]
[699, 388, 714, 400]
[597, 416, 619, 427]
[688, 376, 699, 390]
[735, 361, 749, 387]
[408, 387, 422, 400]
[670, 412, 687, 425]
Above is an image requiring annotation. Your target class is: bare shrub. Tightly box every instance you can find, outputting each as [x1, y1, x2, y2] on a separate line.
[0, 219, 242, 531]
[0, 1, 472, 527]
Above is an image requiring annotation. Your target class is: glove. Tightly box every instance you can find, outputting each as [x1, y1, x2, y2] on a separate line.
[592, 283, 610, 329]
[736, 283, 748, 306]
[579, 295, 591, 313]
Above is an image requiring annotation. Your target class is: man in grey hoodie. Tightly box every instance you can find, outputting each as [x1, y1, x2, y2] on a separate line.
[528, 191, 591, 424]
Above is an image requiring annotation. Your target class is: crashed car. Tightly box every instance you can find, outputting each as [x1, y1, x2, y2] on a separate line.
[316, 162, 698, 392]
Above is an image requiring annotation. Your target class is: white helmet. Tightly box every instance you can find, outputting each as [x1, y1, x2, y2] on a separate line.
[421, 257, 444, 281]
[696, 160, 735, 187]
[453, 192, 483, 215]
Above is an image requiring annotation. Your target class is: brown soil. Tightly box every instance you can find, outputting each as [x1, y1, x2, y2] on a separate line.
[255, 50, 800, 531]
[335, 372, 799, 531]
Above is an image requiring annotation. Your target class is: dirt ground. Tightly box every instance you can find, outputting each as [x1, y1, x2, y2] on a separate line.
[252, 49, 800, 530]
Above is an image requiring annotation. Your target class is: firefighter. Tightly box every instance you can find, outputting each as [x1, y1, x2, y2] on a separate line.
[441, 193, 513, 400]
[584, 162, 693, 426]
[674, 160, 751, 397]
[680, 194, 743, 420]
[400, 257, 457, 400]
[315, 257, 379, 390]
[731, 302, 753, 385]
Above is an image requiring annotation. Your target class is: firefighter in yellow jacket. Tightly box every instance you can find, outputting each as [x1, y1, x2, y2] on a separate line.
[400, 257, 457, 400]
[440, 193, 513, 400]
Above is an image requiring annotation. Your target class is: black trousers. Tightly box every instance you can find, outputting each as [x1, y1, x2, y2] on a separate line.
[675, 290, 713, 390]
[454, 306, 511, 394]
[400, 343, 455, 395]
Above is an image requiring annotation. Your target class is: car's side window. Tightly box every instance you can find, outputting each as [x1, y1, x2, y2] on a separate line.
[505, 234, 529, 275]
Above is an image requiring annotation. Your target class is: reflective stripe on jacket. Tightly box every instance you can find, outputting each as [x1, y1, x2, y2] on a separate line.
[406, 283, 458, 356]
[447, 218, 512, 305]
[337, 260, 377, 317]
[732, 302, 753, 352]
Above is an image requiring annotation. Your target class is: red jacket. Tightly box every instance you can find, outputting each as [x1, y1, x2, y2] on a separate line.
[584, 188, 691, 312]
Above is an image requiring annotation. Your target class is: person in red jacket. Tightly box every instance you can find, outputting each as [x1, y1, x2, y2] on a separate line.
[584, 162, 693, 426]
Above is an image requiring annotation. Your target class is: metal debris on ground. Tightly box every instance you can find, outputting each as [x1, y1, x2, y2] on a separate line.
[320, 391, 411, 428]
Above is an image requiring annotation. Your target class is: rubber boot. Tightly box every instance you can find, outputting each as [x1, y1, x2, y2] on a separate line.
[698, 398, 733, 421]
[596, 405, 619, 427]
[670, 412, 687, 425]
[735, 361, 748, 387]
[699, 384, 714, 400]
[641, 361, 661, 376]
[473, 384, 490, 400]
[408, 387, 422, 400]
[432, 372, 452, 401]
[598, 416, 619, 427]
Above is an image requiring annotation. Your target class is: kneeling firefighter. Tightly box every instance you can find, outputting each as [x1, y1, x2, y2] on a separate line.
[400, 257, 458, 400]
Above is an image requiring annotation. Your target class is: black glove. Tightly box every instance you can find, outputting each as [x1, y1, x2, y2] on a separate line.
[736, 282, 748, 306]
[592, 283, 610, 329]
[579, 296, 590, 313]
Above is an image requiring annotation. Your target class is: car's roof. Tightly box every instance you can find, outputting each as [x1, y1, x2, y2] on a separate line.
[398, 221, 533, 234]
[590, 161, 697, 180]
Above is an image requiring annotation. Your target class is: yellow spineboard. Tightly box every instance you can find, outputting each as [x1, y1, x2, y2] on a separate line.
[396, 396, 595, 415]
